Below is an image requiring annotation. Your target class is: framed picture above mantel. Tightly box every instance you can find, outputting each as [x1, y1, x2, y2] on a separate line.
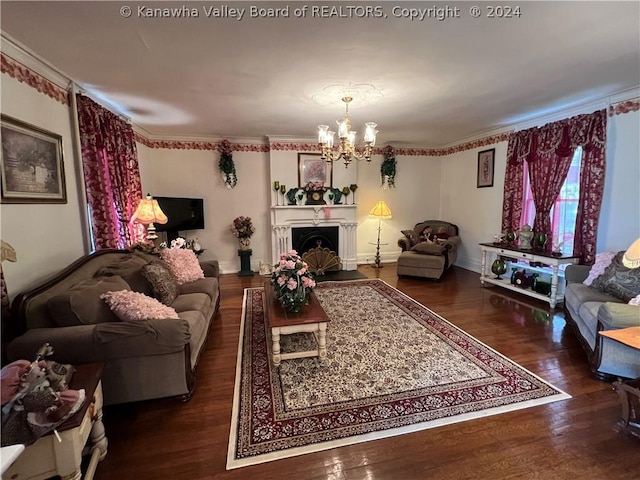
[298, 152, 332, 189]
[0, 115, 67, 203]
[477, 148, 495, 188]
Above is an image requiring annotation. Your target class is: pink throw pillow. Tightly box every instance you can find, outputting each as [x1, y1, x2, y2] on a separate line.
[583, 251, 616, 286]
[100, 290, 179, 322]
[160, 249, 204, 285]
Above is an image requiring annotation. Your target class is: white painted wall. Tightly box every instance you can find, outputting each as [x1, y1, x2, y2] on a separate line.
[0, 74, 86, 296]
[598, 110, 640, 253]
[440, 142, 509, 271]
[356, 153, 441, 265]
[137, 144, 271, 273]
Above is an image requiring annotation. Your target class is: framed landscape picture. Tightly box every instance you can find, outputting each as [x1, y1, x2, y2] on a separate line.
[1, 115, 67, 203]
[298, 152, 332, 188]
[477, 148, 495, 188]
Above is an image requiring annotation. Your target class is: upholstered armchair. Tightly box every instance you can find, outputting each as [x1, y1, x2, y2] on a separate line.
[397, 220, 461, 280]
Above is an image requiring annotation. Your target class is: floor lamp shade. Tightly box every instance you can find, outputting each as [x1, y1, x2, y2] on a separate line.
[131, 194, 168, 240]
[369, 200, 392, 219]
[623, 238, 640, 269]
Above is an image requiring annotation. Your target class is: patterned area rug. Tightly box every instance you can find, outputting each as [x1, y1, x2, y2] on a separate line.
[227, 279, 570, 469]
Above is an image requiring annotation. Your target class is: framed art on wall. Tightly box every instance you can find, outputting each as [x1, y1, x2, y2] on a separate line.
[298, 153, 332, 188]
[477, 148, 495, 188]
[1, 115, 67, 203]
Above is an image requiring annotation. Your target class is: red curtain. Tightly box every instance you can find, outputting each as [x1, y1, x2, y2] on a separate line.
[76, 94, 144, 249]
[501, 110, 606, 264]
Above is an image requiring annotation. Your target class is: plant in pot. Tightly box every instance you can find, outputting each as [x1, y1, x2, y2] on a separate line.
[381, 145, 397, 188]
[218, 139, 237, 189]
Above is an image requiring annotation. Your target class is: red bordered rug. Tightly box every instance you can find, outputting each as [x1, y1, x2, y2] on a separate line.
[227, 279, 570, 469]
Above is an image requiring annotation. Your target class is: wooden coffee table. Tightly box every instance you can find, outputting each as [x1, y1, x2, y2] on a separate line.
[264, 282, 330, 367]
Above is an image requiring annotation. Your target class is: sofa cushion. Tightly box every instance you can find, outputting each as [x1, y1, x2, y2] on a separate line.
[48, 276, 130, 327]
[101, 290, 179, 322]
[583, 251, 616, 286]
[170, 293, 211, 314]
[141, 261, 180, 305]
[178, 277, 218, 300]
[95, 253, 154, 296]
[411, 242, 446, 255]
[160, 249, 204, 285]
[591, 251, 640, 302]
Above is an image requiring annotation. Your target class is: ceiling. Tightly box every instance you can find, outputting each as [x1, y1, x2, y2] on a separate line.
[1, 1, 639, 146]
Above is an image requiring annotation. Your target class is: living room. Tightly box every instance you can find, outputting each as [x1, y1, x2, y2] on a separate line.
[1, 2, 639, 479]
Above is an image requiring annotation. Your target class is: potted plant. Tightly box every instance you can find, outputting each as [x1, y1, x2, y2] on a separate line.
[218, 139, 237, 189]
[381, 145, 397, 188]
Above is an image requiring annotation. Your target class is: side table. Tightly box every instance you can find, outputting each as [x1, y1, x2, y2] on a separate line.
[4, 363, 108, 480]
[237, 249, 254, 277]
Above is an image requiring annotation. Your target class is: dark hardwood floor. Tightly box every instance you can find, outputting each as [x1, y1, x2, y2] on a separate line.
[95, 265, 639, 480]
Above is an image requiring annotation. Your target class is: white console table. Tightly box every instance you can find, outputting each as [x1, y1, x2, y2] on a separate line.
[479, 243, 580, 308]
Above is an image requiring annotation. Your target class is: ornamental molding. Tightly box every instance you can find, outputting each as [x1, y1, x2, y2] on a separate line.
[0, 52, 70, 105]
[609, 98, 640, 116]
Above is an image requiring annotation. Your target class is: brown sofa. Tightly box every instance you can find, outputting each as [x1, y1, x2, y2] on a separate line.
[397, 220, 461, 280]
[6, 249, 220, 405]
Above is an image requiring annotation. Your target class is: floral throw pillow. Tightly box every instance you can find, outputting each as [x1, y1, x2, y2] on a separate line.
[159, 249, 204, 285]
[583, 251, 616, 286]
[401, 230, 419, 248]
[101, 290, 179, 322]
[141, 261, 179, 305]
[591, 251, 640, 302]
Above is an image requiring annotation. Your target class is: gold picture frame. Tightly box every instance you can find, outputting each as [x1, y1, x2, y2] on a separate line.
[1, 115, 67, 203]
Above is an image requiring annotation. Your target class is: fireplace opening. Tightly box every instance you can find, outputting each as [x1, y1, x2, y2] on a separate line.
[291, 226, 339, 257]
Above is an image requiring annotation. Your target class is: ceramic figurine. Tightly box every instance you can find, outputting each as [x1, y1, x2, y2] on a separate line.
[518, 224, 533, 250]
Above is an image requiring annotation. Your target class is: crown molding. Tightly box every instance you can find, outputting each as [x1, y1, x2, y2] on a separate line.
[1, 33, 70, 89]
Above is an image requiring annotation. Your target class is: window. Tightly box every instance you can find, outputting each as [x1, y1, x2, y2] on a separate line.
[520, 147, 583, 254]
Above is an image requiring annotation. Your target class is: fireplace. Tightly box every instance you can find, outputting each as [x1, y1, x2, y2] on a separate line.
[270, 205, 358, 271]
[292, 226, 339, 256]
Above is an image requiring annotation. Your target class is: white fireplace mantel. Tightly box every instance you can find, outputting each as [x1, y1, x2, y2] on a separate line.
[271, 205, 358, 270]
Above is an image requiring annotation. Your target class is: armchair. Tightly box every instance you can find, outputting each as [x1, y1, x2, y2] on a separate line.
[397, 220, 461, 280]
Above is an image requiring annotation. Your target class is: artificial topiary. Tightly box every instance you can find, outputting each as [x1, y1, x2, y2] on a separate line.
[381, 145, 396, 188]
[218, 139, 237, 188]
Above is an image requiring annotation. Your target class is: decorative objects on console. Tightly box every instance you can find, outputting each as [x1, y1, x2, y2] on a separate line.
[518, 224, 533, 249]
[381, 145, 397, 188]
[270, 250, 316, 313]
[218, 139, 237, 189]
[303, 181, 326, 205]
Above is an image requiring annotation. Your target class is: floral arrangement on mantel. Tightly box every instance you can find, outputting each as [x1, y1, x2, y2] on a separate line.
[218, 139, 237, 189]
[303, 181, 325, 192]
[230, 216, 255, 239]
[381, 145, 397, 188]
[271, 250, 316, 313]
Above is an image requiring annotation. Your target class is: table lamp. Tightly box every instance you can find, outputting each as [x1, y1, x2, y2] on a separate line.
[131, 194, 168, 240]
[369, 200, 392, 268]
[623, 238, 640, 269]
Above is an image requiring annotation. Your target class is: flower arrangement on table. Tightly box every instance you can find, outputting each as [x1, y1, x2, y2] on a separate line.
[270, 250, 316, 313]
[230, 216, 255, 239]
[218, 139, 237, 189]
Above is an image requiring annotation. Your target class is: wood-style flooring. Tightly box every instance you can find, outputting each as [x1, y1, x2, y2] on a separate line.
[95, 265, 639, 480]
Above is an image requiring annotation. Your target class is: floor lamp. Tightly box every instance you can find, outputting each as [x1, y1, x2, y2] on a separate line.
[369, 200, 392, 268]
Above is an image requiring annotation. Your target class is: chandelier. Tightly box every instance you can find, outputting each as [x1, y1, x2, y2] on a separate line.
[317, 96, 378, 168]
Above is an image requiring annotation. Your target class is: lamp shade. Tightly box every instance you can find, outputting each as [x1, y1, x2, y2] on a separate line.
[131, 194, 168, 225]
[623, 237, 640, 269]
[369, 200, 392, 219]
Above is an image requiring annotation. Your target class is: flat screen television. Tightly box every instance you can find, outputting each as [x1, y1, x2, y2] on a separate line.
[154, 196, 204, 243]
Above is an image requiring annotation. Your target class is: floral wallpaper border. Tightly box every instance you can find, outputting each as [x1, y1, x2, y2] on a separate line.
[1, 53, 69, 105]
